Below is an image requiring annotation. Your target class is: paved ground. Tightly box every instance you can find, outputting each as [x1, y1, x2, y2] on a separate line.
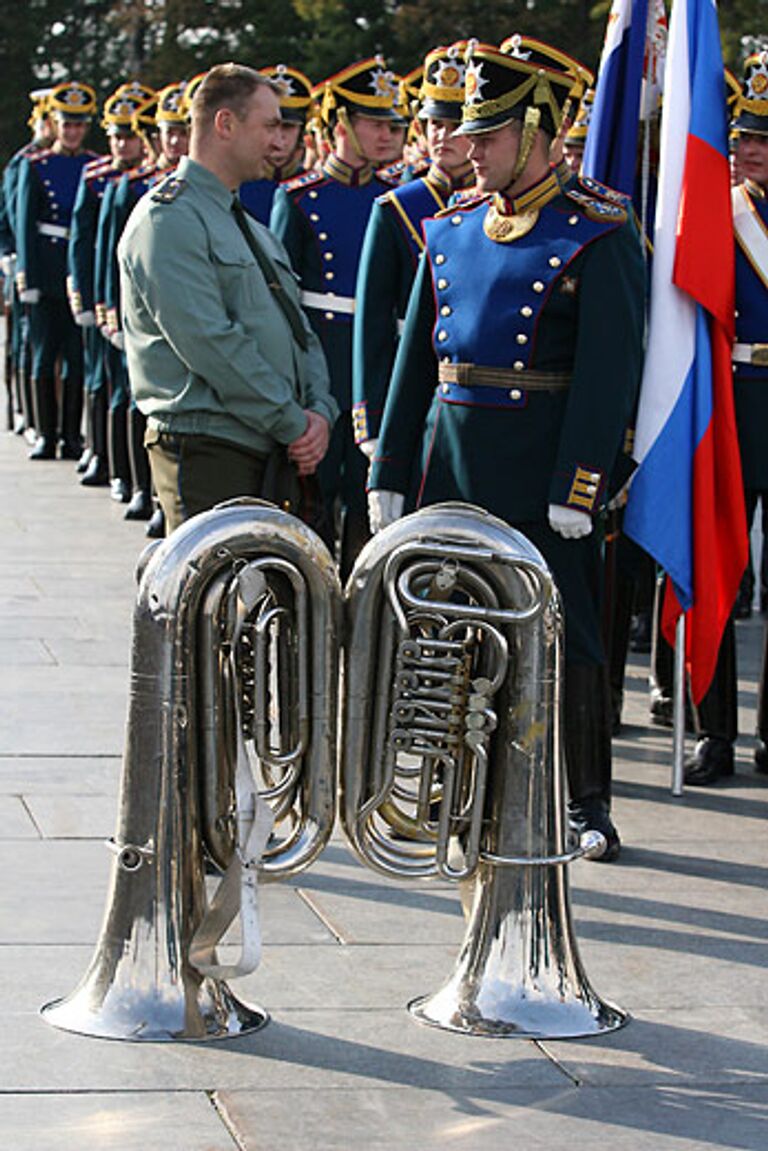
[1, 425, 766, 1151]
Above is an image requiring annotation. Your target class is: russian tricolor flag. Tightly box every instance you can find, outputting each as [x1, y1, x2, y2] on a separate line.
[582, 0, 650, 195]
[624, 0, 747, 703]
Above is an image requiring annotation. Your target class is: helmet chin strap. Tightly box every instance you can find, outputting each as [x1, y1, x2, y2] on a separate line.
[512, 105, 541, 182]
[337, 106, 365, 161]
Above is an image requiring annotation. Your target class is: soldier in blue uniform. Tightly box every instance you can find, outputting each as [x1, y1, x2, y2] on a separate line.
[99, 82, 190, 514]
[270, 56, 402, 578]
[352, 42, 474, 458]
[15, 81, 99, 460]
[1, 89, 54, 438]
[562, 87, 594, 175]
[686, 53, 768, 783]
[68, 84, 153, 486]
[240, 65, 313, 225]
[368, 40, 646, 860]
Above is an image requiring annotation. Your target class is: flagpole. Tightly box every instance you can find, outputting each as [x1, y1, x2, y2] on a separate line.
[671, 614, 686, 795]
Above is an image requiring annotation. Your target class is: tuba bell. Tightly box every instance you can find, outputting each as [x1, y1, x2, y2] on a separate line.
[42, 499, 341, 1041]
[341, 501, 627, 1038]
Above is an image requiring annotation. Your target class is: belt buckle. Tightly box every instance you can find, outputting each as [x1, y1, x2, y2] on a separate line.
[752, 344, 768, 367]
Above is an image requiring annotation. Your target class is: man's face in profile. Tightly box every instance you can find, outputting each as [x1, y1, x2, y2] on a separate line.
[232, 85, 282, 182]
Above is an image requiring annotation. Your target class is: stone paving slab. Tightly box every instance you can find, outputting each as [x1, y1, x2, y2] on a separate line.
[0, 638, 56, 666]
[0, 841, 340, 946]
[0, 755, 120, 795]
[0, 794, 38, 837]
[2, 428, 767, 1149]
[3, 1004, 563, 1094]
[544, 1006, 768, 1086]
[22, 793, 120, 838]
[217, 1082, 768, 1151]
[0, 1093, 238, 1151]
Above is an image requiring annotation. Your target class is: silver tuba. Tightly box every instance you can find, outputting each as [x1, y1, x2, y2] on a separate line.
[42, 499, 341, 1041]
[341, 502, 627, 1038]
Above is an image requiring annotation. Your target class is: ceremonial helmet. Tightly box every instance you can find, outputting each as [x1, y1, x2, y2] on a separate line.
[115, 81, 156, 104]
[259, 64, 314, 124]
[454, 38, 586, 138]
[155, 81, 188, 125]
[101, 85, 155, 135]
[48, 81, 97, 121]
[178, 72, 208, 121]
[396, 64, 423, 124]
[317, 56, 401, 127]
[564, 86, 595, 146]
[417, 43, 467, 122]
[732, 50, 768, 135]
[27, 87, 52, 128]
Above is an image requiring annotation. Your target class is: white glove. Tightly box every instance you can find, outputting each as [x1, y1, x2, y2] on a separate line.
[358, 438, 378, 461]
[368, 490, 404, 534]
[20, 288, 40, 305]
[1, 254, 15, 278]
[100, 324, 112, 341]
[110, 330, 125, 351]
[548, 503, 593, 539]
[74, 309, 95, 328]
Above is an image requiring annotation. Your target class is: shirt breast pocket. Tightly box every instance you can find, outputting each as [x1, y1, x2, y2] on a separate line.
[211, 245, 262, 311]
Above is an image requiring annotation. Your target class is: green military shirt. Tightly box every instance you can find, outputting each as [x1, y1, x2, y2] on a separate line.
[118, 156, 338, 456]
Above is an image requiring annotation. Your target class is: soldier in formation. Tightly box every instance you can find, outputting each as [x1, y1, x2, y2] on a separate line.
[1, 88, 55, 439]
[366, 39, 646, 860]
[14, 81, 99, 460]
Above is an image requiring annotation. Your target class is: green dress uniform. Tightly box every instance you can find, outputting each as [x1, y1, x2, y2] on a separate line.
[352, 40, 473, 446]
[352, 161, 474, 445]
[1, 139, 49, 434]
[270, 155, 396, 571]
[118, 155, 338, 533]
[269, 55, 402, 577]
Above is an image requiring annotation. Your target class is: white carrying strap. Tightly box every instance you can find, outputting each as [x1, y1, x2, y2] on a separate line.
[190, 567, 275, 981]
[300, 289, 355, 314]
[37, 222, 70, 239]
[300, 290, 405, 334]
[733, 184, 768, 292]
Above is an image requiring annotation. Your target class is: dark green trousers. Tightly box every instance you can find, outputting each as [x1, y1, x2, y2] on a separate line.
[145, 429, 267, 535]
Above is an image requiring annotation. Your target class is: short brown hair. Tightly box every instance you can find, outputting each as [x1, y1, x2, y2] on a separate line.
[191, 63, 278, 131]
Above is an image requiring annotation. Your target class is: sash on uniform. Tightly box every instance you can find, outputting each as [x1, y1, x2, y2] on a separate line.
[733, 184, 768, 292]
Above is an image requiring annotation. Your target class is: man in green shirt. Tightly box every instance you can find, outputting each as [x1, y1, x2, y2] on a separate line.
[118, 64, 338, 534]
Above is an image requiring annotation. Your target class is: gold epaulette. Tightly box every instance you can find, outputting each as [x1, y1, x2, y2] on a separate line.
[282, 168, 325, 194]
[377, 160, 408, 186]
[433, 193, 491, 219]
[150, 176, 187, 203]
[565, 183, 627, 225]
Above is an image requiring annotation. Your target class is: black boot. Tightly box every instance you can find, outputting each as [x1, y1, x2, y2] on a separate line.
[755, 623, 768, 774]
[20, 361, 36, 442]
[734, 569, 753, 619]
[564, 663, 620, 862]
[80, 389, 109, 486]
[28, 377, 56, 460]
[76, 391, 95, 472]
[684, 736, 735, 785]
[59, 375, 84, 460]
[108, 401, 131, 502]
[124, 406, 153, 519]
[145, 503, 165, 538]
[685, 622, 738, 786]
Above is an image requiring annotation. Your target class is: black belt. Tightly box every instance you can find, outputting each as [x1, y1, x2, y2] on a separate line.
[438, 362, 571, 390]
[437, 362, 570, 409]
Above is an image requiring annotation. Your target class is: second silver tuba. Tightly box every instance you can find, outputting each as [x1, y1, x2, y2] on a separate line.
[341, 502, 627, 1038]
[42, 500, 341, 1041]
